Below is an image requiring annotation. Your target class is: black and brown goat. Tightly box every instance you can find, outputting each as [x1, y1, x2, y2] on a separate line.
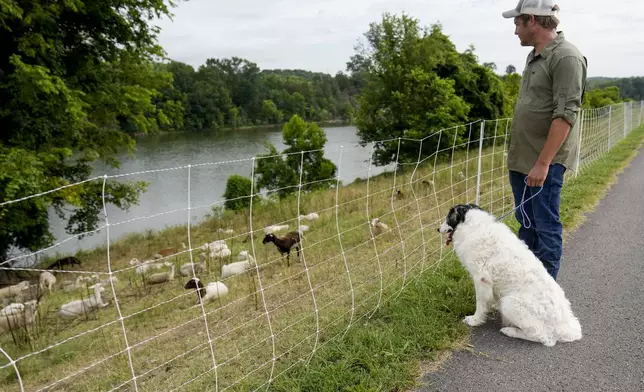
[262, 231, 301, 266]
[47, 256, 82, 270]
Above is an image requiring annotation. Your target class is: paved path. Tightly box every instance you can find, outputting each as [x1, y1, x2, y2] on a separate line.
[417, 148, 644, 392]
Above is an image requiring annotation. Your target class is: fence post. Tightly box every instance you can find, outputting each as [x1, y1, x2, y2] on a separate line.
[607, 105, 612, 150]
[575, 110, 585, 177]
[640, 100, 643, 127]
[475, 120, 485, 205]
[623, 102, 627, 138]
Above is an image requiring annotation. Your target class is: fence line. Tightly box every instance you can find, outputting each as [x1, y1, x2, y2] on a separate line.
[0, 100, 642, 392]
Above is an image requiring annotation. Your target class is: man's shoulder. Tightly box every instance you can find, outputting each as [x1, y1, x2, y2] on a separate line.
[553, 37, 585, 63]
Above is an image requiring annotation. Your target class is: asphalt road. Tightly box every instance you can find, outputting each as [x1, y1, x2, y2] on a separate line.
[417, 148, 644, 392]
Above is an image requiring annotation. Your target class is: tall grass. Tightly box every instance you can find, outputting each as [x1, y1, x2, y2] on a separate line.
[1, 119, 642, 392]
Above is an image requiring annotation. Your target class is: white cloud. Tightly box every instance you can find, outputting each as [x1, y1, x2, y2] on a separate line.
[153, 0, 644, 77]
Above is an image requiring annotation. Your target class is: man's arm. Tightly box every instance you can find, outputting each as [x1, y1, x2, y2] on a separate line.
[527, 55, 586, 186]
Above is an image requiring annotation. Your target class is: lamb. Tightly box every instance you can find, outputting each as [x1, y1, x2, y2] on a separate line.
[58, 283, 109, 318]
[0, 281, 30, 300]
[47, 256, 82, 270]
[0, 300, 39, 333]
[184, 277, 228, 305]
[144, 263, 175, 285]
[262, 231, 301, 266]
[370, 218, 389, 237]
[180, 253, 207, 277]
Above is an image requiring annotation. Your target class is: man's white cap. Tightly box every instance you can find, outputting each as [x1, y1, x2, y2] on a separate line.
[502, 0, 560, 20]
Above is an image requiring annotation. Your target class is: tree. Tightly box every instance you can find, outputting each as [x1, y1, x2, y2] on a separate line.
[0, 0, 177, 264]
[347, 13, 472, 166]
[223, 175, 256, 211]
[506, 64, 517, 75]
[583, 86, 622, 109]
[255, 115, 337, 199]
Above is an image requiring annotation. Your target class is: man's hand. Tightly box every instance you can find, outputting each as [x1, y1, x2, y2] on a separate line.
[527, 161, 549, 187]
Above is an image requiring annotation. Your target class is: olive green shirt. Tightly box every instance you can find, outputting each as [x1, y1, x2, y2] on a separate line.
[507, 31, 588, 175]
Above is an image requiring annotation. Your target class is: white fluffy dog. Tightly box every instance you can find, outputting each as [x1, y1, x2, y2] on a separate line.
[437, 203, 582, 347]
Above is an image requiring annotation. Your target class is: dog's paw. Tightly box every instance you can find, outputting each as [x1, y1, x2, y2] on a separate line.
[500, 327, 517, 337]
[463, 315, 484, 327]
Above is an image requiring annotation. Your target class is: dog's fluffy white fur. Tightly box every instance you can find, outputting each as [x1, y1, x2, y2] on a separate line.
[438, 204, 582, 347]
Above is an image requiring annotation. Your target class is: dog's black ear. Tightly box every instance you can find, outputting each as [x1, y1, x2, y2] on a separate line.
[447, 204, 473, 231]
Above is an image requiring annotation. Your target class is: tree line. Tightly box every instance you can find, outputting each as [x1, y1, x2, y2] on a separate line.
[155, 59, 363, 132]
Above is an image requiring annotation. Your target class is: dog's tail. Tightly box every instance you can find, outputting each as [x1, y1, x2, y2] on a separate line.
[556, 316, 582, 342]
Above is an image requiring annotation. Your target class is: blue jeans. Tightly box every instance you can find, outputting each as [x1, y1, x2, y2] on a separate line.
[509, 164, 566, 280]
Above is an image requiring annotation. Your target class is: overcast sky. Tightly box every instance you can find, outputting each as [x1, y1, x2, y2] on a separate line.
[154, 0, 644, 78]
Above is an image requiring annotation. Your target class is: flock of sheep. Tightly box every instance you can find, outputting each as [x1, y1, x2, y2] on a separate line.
[0, 208, 394, 371]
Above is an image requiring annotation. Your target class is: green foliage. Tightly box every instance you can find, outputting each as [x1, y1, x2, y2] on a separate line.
[347, 13, 508, 166]
[0, 0, 176, 263]
[255, 115, 337, 199]
[583, 85, 622, 109]
[587, 76, 644, 101]
[156, 59, 360, 131]
[223, 175, 255, 211]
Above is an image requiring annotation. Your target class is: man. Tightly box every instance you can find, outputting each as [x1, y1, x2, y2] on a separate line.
[502, 0, 587, 280]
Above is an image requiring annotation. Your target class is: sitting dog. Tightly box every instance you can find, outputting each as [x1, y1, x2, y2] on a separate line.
[437, 203, 582, 347]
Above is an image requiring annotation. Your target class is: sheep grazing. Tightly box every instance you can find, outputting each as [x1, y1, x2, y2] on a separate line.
[263, 224, 289, 235]
[135, 260, 167, 275]
[262, 231, 301, 266]
[47, 256, 82, 270]
[0, 281, 30, 301]
[221, 260, 252, 279]
[144, 263, 175, 285]
[58, 283, 109, 318]
[0, 300, 39, 333]
[299, 212, 320, 221]
[180, 253, 207, 277]
[184, 277, 228, 305]
[370, 218, 390, 237]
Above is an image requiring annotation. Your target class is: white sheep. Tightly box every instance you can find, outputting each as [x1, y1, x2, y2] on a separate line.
[135, 260, 167, 275]
[221, 260, 252, 279]
[180, 253, 207, 277]
[370, 218, 390, 237]
[211, 247, 232, 259]
[208, 240, 228, 253]
[299, 212, 319, 221]
[0, 281, 30, 300]
[39, 271, 57, 292]
[144, 263, 175, 285]
[263, 224, 289, 235]
[184, 278, 228, 305]
[58, 283, 109, 318]
[0, 300, 38, 333]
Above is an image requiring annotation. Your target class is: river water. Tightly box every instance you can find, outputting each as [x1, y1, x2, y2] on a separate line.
[44, 125, 391, 258]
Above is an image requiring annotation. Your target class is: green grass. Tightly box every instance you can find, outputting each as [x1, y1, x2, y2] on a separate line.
[263, 124, 644, 392]
[1, 122, 643, 392]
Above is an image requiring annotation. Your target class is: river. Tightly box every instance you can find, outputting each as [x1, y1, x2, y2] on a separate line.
[43, 125, 391, 259]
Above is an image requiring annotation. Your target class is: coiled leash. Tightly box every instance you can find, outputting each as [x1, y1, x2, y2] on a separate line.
[495, 176, 543, 228]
